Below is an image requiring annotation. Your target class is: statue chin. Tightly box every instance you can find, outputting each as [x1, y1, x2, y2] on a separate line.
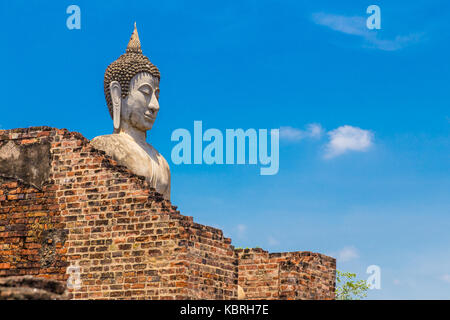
[91, 132, 171, 200]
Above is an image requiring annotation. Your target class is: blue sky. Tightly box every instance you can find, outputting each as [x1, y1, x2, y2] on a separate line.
[1, 0, 449, 299]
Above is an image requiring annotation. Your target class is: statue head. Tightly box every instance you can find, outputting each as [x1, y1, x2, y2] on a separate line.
[104, 23, 161, 133]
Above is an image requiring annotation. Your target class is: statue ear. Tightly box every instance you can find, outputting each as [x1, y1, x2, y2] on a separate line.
[110, 81, 122, 130]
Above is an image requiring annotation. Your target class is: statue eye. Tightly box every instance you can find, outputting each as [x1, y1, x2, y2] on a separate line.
[139, 85, 152, 96]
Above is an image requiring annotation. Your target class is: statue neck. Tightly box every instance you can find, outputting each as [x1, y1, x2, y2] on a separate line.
[118, 121, 147, 144]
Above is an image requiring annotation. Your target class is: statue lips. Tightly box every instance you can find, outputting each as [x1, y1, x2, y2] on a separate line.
[143, 114, 156, 123]
[144, 109, 156, 120]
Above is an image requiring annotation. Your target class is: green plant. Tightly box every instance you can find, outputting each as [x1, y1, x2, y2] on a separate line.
[335, 270, 370, 300]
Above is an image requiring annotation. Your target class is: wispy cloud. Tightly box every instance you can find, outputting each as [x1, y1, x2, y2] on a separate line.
[325, 125, 374, 159]
[312, 12, 422, 51]
[441, 274, 450, 284]
[313, 13, 367, 36]
[336, 246, 359, 263]
[368, 34, 423, 51]
[280, 123, 323, 142]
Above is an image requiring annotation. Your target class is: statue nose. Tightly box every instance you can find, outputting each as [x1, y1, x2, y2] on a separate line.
[149, 99, 159, 114]
[149, 96, 159, 109]
[149, 103, 159, 111]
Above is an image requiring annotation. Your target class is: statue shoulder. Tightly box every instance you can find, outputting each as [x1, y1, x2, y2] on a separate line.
[91, 134, 132, 162]
[160, 152, 170, 173]
[146, 143, 170, 172]
[91, 134, 120, 151]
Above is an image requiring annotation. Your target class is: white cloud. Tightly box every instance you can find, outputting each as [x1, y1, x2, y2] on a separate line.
[279, 126, 303, 141]
[367, 33, 423, 51]
[307, 123, 323, 138]
[312, 12, 422, 51]
[336, 246, 359, 262]
[312, 13, 367, 36]
[325, 125, 374, 158]
[280, 123, 323, 142]
[441, 274, 450, 284]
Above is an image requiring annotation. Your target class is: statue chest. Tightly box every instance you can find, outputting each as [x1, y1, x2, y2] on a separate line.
[91, 135, 170, 199]
[123, 144, 170, 195]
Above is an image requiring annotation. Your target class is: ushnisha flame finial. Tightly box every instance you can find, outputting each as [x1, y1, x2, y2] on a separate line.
[126, 22, 142, 54]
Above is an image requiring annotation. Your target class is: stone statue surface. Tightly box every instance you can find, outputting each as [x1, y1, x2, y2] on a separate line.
[91, 23, 170, 200]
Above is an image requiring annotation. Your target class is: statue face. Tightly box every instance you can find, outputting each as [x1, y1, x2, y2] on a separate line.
[122, 72, 160, 132]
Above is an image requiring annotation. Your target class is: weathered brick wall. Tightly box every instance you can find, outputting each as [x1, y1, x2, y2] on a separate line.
[237, 249, 336, 300]
[0, 180, 67, 281]
[0, 127, 237, 299]
[180, 223, 236, 299]
[0, 275, 69, 300]
[0, 127, 335, 300]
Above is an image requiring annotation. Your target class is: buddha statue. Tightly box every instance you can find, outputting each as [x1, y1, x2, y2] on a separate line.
[91, 23, 171, 200]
